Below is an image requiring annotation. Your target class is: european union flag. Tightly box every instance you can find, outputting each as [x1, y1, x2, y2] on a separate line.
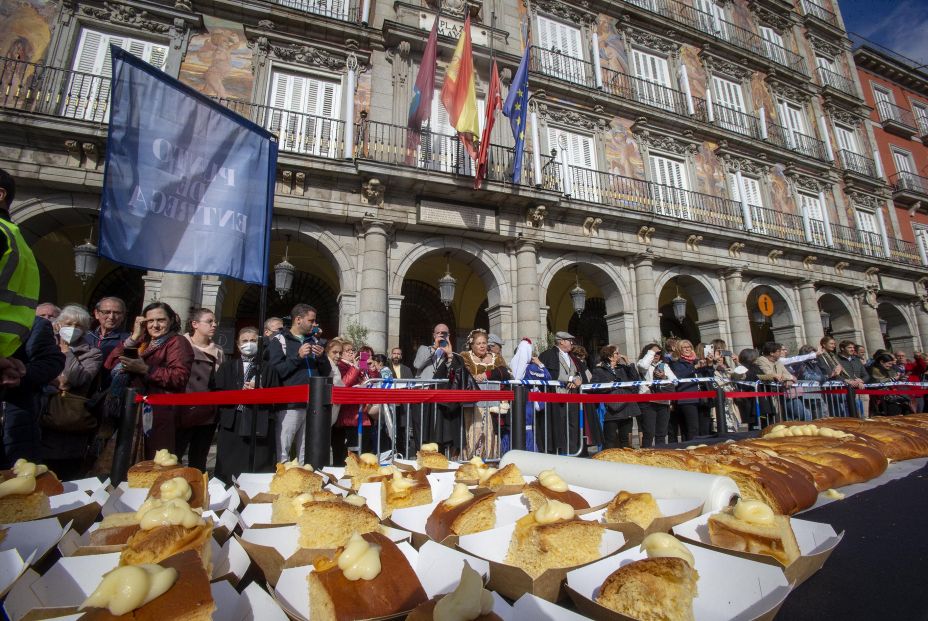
[503, 43, 530, 185]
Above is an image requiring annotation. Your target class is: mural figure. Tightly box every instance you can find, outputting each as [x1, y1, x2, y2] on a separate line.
[694, 143, 727, 196]
[0, 0, 56, 63]
[604, 117, 644, 180]
[178, 22, 254, 102]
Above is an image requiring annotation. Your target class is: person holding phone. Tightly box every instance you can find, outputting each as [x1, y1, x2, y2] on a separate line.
[104, 302, 194, 459]
[413, 323, 468, 455]
[637, 343, 675, 447]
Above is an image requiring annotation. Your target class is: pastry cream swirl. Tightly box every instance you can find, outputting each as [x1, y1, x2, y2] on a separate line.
[535, 499, 574, 524]
[0, 475, 35, 498]
[537, 469, 568, 492]
[640, 533, 695, 567]
[81, 564, 178, 616]
[13, 459, 48, 477]
[139, 498, 203, 530]
[344, 494, 367, 507]
[476, 467, 497, 484]
[158, 476, 192, 502]
[433, 562, 493, 621]
[338, 532, 382, 580]
[153, 449, 178, 467]
[389, 471, 415, 493]
[283, 458, 313, 471]
[359, 453, 378, 466]
[468, 456, 484, 466]
[732, 499, 776, 525]
[444, 483, 475, 508]
[291, 493, 315, 515]
[421, 442, 439, 452]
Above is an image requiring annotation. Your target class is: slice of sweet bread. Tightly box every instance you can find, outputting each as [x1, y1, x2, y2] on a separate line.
[597, 557, 698, 621]
[296, 500, 381, 549]
[504, 500, 604, 578]
[707, 500, 800, 566]
[604, 491, 662, 528]
[269, 461, 325, 497]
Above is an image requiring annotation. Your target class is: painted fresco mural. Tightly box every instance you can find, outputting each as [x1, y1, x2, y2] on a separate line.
[680, 45, 707, 100]
[179, 19, 254, 101]
[694, 142, 727, 197]
[596, 14, 629, 76]
[604, 116, 645, 180]
[354, 70, 372, 121]
[0, 0, 58, 63]
[728, 0, 756, 34]
[751, 72, 778, 124]
[769, 163, 796, 213]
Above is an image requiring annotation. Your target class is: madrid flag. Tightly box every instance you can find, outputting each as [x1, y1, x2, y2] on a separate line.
[440, 14, 479, 159]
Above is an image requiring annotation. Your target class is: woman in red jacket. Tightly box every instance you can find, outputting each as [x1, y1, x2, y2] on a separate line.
[105, 302, 194, 459]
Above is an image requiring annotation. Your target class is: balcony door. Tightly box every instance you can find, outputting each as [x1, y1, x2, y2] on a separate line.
[268, 71, 340, 157]
[536, 15, 585, 84]
[856, 210, 880, 256]
[714, 76, 749, 135]
[648, 154, 691, 219]
[892, 149, 917, 191]
[694, 0, 729, 40]
[913, 103, 928, 135]
[548, 126, 597, 200]
[872, 85, 895, 120]
[276, 0, 349, 19]
[67, 29, 168, 122]
[631, 49, 675, 112]
[799, 192, 827, 246]
[778, 100, 808, 149]
[760, 27, 787, 65]
[422, 90, 485, 174]
[729, 173, 767, 234]
[833, 124, 859, 154]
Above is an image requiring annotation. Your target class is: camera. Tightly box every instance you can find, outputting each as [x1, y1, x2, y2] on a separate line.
[438, 339, 449, 348]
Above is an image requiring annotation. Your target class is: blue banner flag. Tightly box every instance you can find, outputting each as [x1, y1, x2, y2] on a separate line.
[502, 42, 530, 185]
[100, 46, 277, 286]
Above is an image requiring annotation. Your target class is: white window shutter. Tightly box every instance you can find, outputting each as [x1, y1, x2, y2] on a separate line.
[267, 71, 341, 156]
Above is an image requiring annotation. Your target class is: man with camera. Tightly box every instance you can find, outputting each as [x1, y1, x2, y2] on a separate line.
[413, 324, 466, 455]
[268, 303, 331, 462]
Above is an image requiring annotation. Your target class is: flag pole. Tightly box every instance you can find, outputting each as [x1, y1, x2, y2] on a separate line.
[249, 282, 267, 471]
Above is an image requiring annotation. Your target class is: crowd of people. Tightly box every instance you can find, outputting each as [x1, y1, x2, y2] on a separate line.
[4, 286, 927, 484]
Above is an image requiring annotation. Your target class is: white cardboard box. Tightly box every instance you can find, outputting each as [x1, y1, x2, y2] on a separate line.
[0, 518, 71, 567]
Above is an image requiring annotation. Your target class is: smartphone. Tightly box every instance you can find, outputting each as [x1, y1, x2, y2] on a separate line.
[438, 339, 449, 348]
[704, 345, 714, 359]
[359, 351, 370, 367]
[123, 347, 139, 359]
[722, 350, 733, 358]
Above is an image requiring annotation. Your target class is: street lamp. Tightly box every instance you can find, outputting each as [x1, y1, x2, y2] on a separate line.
[274, 236, 295, 298]
[671, 284, 687, 322]
[820, 311, 831, 332]
[879, 318, 888, 335]
[73, 224, 98, 283]
[438, 254, 456, 308]
[570, 268, 587, 316]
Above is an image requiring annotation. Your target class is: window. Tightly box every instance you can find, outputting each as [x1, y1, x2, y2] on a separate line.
[713, 76, 749, 135]
[856, 210, 880, 256]
[760, 27, 786, 66]
[872, 85, 896, 121]
[892, 148, 917, 190]
[66, 28, 168, 121]
[777, 99, 809, 151]
[799, 192, 827, 246]
[913, 102, 928, 135]
[536, 15, 585, 84]
[631, 49, 675, 111]
[833, 124, 858, 154]
[648, 154, 690, 219]
[421, 89, 485, 174]
[694, 0, 729, 40]
[276, 0, 349, 19]
[728, 173, 767, 233]
[915, 227, 928, 264]
[267, 71, 341, 157]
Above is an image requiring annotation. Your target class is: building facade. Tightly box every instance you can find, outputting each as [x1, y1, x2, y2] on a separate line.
[2, 0, 927, 361]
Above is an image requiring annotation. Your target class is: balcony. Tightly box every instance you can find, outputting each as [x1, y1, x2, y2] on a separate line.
[767, 122, 830, 161]
[750, 204, 808, 243]
[817, 67, 859, 99]
[830, 222, 884, 257]
[888, 236, 923, 266]
[917, 115, 928, 142]
[800, 0, 840, 28]
[529, 46, 596, 89]
[622, 0, 806, 76]
[890, 171, 928, 205]
[837, 149, 880, 180]
[601, 65, 705, 120]
[712, 103, 763, 139]
[876, 101, 918, 138]
[271, 0, 364, 23]
[0, 57, 110, 123]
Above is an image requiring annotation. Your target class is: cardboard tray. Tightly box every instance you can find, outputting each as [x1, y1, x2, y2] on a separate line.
[456, 522, 626, 602]
[236, 524, 410, 586]
[357, 473, 455, 520]
[566, 542, 792, 621]
[579, 497, 705, 546]
[273, 540, 497, 621]
[233, 470, 341, 504]
[672, 512, 843, 587]
[0, 518, 72, 570]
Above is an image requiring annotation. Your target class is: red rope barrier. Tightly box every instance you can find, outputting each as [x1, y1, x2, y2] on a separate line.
[135, 385, 308, 406]
[528, 391, 718, 404]
[331, 387, 515, 405]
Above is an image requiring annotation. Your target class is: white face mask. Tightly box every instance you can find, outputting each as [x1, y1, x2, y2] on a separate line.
[239, 341, 258, 356]
[58, 326, 83, 345]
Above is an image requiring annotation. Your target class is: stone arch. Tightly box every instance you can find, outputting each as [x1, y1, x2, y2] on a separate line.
[877, 301, 917, 353]
[10, 193, 101, 242]
[744, 279, 802, 349]
[816, 289, 860, 344]
[273, 216, 356, 293]
[655, 267, 724, 344]
[390, 237, 511, 309]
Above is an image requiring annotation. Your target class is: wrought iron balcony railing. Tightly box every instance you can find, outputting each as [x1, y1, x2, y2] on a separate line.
[766, 121, 829, 160]
[271, 0, 363, 23]
[749, 204, 808, 243]
[801, 0, 840, 26]
[837, 149, 879, 179]
[830, 221, 884, 257]
[888, 236, 922, 266]
[890, 171, 928, 196]
[220, 99, 347, 159]
[0, 56, 111, 122]
[600, 66, 702, 120]
[529, 46, 596, 89]
[713, 102, 763, 139]
[876, 100, 917, 130]
[817, 67, 858, 97]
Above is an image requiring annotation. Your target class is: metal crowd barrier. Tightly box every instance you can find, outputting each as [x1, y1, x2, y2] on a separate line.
[359, 377, 448, 461]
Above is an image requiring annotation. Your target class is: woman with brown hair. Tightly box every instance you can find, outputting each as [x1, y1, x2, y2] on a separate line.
[460, 329, 510, 459]
[105, 301, 194, 459]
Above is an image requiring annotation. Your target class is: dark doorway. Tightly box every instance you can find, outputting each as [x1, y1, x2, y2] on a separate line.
[399, 280, 456, 367]
[237, 271, 339, 335]
[659, 304, 701, 344]
[568, 297, 608, 365]
[89, 266, 145, 319]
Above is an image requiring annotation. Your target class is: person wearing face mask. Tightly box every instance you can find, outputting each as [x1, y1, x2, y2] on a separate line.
[214, 327, 281, 482]
[40, 304, 102, 479]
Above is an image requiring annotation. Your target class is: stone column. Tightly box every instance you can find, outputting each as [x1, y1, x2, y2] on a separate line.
[797, 280, 824, 346]
[914, 300, 928, 352]
[514, 240, 541, 343]
[633, 254, 661, 346]
[158, 273, 199, 326]
[857, 289, 885, 354]
[722, 268, 752, 352]
[357, 219, 391, 352]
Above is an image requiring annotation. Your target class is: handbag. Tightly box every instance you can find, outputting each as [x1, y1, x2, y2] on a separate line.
[41, 391, 97, 433]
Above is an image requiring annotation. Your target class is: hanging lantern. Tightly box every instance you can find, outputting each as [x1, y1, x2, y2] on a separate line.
[671, 282, 687, 322]
[820, 311, 831, 331]
[570, 271, 587, 316]
[879, 318, 888, 335]
[438, 255, 456, 308]
[73, 239, 99, 284]
[274, 237, 294, 297]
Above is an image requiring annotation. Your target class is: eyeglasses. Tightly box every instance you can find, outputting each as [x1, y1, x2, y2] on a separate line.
[98, 310, 123, 316]
[435, 331, 449, 337]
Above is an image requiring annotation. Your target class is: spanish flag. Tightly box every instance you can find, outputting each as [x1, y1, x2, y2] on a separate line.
[440, 14, 479, 160]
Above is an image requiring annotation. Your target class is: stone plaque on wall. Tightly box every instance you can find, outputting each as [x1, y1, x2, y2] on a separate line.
[879, 275, 917, 297]
[419, 12, 489, 47]
[419, 200, 498, 233]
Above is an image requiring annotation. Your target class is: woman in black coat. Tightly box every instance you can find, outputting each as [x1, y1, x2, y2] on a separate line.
[214, 327, 281, 482]
[590, 345, 642, 449]
[668, 339, 713, 441]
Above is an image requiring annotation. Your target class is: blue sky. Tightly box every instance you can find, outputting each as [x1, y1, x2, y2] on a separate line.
[838, 0, 928, 65]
